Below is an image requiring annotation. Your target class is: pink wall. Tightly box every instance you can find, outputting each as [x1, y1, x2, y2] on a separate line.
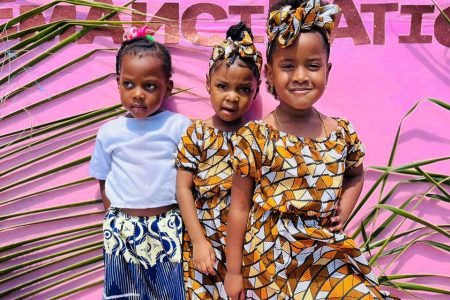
[0, 0, 449, 299]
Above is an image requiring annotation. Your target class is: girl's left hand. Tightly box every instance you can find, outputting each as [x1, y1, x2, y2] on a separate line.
[328, 204, 343, 233]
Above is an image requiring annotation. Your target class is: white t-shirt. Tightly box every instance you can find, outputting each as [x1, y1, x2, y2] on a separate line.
[89, 111, 191, 208]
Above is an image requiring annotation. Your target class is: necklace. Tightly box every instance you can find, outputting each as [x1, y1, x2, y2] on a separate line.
[274, 107, 328, 138]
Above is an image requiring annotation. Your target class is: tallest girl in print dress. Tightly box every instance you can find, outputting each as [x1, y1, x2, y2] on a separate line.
[224, 1, 399, 299]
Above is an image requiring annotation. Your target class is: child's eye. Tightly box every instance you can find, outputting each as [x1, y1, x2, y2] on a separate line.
[217, 83, 227, 90]
[123, 81, 134, 89]
[239, 87, 251, 94]
[144, 83, 156, 90]
[281, 64, 294, 70]
[308, 64, 321, 70]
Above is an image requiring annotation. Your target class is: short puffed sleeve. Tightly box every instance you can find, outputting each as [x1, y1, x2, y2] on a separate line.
[176, 121, 204, 172]
[231, 121, 268, 180]
[89, 126, 112, 180]
[342, 119, 365, 169]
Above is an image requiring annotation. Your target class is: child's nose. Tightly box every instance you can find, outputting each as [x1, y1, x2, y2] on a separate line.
[133, 87, 145, 99]
[225, 91, 239, 103]
[292, 67, 309, 83]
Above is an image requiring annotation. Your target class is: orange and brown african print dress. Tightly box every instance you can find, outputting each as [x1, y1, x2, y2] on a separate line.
[176, 120, 235, 300]
[231, 119, 397, 300]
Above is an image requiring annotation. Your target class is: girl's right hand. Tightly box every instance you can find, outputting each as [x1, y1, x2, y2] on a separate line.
[224, 272, 245, 300]
[329, 203, 343, 233]
[192, 238, 216, 275]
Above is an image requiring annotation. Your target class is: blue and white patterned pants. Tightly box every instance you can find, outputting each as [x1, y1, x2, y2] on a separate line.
[102, 207, 185, 300]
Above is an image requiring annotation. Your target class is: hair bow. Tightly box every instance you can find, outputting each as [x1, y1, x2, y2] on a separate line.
[123, 25, 155, 42]
[209, 31, 262, 73]
[267, 0, 339, 51]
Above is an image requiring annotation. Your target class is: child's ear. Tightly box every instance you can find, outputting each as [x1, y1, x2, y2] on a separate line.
[205, 73, 211, 94]
[116, 76, 120, 88]
[265, 64, 273, 86]
[166, 80, 173, 98]
[326, 63, 332, 81]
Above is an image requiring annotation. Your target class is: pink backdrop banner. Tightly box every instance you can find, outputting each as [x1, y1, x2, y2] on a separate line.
[0, 0, 449, 299]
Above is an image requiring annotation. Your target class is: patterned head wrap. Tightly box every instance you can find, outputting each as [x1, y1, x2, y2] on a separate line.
[267, 0, 340, 54]
[209, 30, 263, 75]
[123, 25, 155, 42]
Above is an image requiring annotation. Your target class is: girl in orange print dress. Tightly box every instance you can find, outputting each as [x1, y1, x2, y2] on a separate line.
[175, 22, 262, 299]
[224, 1, 399, 299]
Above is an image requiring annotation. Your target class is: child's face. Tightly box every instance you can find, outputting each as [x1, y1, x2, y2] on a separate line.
[117, 54, 173, 119]
[266, 31, 331, 110]
[207, 60, 258, 123]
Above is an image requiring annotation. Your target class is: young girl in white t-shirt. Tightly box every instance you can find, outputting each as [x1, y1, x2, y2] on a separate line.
[89, 26, 191, 300]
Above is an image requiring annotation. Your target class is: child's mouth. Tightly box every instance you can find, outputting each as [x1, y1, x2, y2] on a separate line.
[290, 88, 312, 94]
[131, 105, 147, 110]
[221, 107, 236, 115]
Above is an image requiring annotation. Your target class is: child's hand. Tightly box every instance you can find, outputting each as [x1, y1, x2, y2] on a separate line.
[328, 204, 343, 233]
[192, 238, 216, 275]
[224, 272, 245, 300]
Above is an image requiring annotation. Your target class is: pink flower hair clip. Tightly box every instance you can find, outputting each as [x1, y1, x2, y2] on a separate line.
[123, 25, 155, 42]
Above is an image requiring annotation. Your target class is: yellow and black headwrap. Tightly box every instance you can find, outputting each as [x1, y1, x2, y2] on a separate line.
[267, 0, 340, 54]
[209, 30, 263, 75]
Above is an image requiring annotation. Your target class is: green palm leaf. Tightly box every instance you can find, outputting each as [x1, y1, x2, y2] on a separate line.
[0, 135, 96, 177]
[0, 48, 116, 104]
[0, 199, 101, 221]
[0, 109, 125, 160]
[0, 255, 103, 298]
[366, 225, 450, 251]
[47, 278, 104, 300]
[0, 0, 142, 32]
[0, 243, 102, 284]
[0, 229, 102, 262]
[374, 204, 449, 238]
[1, 73, 115, 120]
[0, 241, 102, 277]
[0, 0, 137, 86]
[0, 177, 95, 205]
[381, 281, 450, 295]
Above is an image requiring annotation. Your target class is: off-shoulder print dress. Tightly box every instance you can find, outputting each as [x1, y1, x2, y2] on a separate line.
[231, 118, 397, 300]
[176, 120, 235, 300]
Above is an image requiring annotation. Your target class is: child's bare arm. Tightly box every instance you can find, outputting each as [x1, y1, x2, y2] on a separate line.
[99, 180, 110, 210]
[224, 174, 253, 300]
[176, 170, 216, 275]
[338, 164, 364, 226]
